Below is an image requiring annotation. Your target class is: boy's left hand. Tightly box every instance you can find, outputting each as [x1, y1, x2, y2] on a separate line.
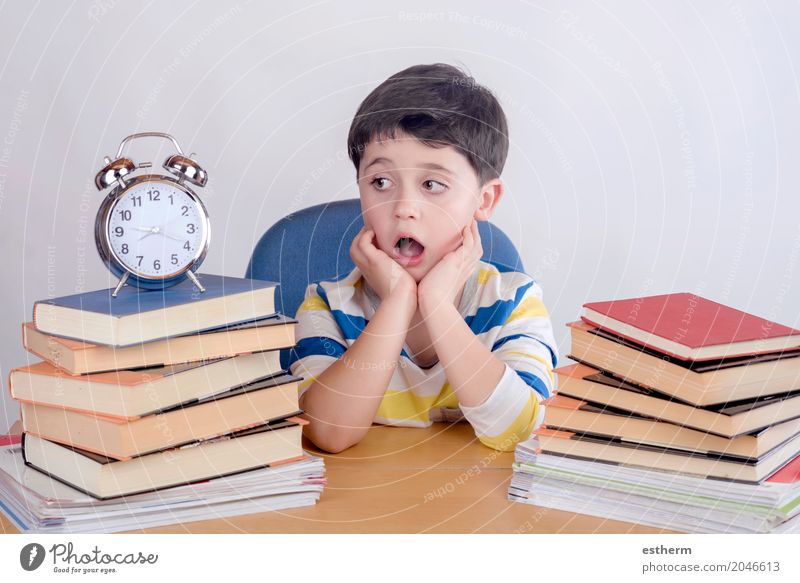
[418, 219, 482, 314]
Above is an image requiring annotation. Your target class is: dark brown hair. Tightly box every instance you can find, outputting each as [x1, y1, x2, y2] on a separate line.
[347, 63, 509, 184]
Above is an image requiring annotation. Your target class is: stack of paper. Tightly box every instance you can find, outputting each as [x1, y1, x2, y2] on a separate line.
[0, 436, 325, 533]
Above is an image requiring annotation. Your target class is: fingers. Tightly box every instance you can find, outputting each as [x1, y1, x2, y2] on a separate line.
[354, 228, 389, 273]
[463, 221, 476, 247]
[358, 227, 378, 260]
[350, 227, 368, 266]
[459, 225, 470, 260]
[350, 226, 363, 252]
[455, 220, 482, 266]
[471, 219, 483, 259]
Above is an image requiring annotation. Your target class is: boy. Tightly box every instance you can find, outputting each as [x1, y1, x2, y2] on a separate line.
[287, 63, 558, 453]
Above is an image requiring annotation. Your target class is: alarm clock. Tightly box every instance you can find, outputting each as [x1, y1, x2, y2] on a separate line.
[94, 132, 210, 297]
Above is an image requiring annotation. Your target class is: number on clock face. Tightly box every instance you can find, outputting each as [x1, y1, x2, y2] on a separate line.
[107, 181, 206, 277]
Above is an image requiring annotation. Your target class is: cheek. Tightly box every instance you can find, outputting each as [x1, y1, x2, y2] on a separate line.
[435, 199, 473, 227]
[446, 229, 465, 252]
[422, 207, 464, 254]
[424, 229, 460, 261]
[360, 209, 391, 248]
[360, 202, 379, 230]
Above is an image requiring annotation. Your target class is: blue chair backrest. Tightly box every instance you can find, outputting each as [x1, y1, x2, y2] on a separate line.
[245, 198, 524, 318]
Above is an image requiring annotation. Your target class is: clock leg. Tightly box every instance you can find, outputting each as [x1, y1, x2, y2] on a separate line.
[111, 272, 129, 298]
[186, 270, 206, 293]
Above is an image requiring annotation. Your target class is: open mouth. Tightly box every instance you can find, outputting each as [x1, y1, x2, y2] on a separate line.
[393, 235, 426, 266]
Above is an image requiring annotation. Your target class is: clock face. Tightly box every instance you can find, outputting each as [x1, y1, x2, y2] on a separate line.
[106, 180, 208, 279]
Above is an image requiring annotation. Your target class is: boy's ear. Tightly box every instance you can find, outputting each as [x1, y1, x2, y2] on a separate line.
[474, 179, 504, 221]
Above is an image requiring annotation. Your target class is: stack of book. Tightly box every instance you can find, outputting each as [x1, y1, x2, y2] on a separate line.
[0, 433, 325, 534]
[1, 274, 325, 532]
[509, 292, 800, 533]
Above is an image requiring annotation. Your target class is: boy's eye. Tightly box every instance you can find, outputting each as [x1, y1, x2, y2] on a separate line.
[423, 179, 447, 194]
[371, 177, 393, 190]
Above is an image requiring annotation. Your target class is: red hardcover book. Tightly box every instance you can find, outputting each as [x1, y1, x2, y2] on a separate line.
[582, 293, 800, 361]
[768, 453, 800, 483]
[0, 434, 21, 446]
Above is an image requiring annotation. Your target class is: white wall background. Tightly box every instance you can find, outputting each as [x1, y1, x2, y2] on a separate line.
[1, 0, 799, 432]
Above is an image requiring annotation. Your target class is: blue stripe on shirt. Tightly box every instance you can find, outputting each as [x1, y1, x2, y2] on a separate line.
[464, 281, 533, 335]
[312, 283, 415, 361]
[491, 333, 558, 369]
[284, 335, 348, 370]
[331, 311, 368, 340]
[316, 283, 369, 340]
[515, 370, 551, 399]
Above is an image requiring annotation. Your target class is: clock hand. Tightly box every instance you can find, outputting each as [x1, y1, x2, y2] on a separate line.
[146, 221, 187, 242]
[159, 230, 184, 242]
[137, 225, 160, 241]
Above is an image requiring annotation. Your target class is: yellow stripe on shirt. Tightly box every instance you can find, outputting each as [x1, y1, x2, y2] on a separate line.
[505, 296, 548, 324]
[476, 392, 540, 452]
[376, 380, 461, 422]
[376, 389, 436, 424]
[432, 382, 459, 409]
[297, 295, 330, 313]
[477, 266, 498, 285]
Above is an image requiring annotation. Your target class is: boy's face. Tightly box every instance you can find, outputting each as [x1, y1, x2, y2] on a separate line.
[357, 131, 502, 282]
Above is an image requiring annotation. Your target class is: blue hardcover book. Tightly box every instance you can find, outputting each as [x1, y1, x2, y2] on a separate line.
[33, 274, 278, 347]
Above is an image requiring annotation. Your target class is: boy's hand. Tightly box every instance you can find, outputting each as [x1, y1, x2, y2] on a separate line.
[350, 227, 417, 303]
[418, 219, 482, 315]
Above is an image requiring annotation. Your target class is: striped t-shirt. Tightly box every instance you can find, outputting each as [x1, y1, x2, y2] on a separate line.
[285, 260, 559, 451]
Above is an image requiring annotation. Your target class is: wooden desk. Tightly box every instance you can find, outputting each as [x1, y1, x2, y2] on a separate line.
[0, 422, 674, 534]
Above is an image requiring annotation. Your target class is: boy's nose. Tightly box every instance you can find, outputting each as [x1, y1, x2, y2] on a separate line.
[393, 190, 420, 220]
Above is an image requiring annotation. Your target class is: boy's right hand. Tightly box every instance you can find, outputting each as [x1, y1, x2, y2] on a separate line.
[350, 227, 417, 303]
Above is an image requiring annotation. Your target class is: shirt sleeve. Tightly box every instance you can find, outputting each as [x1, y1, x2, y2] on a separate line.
[459, 278, 558, 452]
[284, 283, 349, 399]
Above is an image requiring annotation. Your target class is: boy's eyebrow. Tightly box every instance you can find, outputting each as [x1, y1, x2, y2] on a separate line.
[362, 157, 392, 173]
[362, 157, 455, 176]
[417, 162, 455, 176]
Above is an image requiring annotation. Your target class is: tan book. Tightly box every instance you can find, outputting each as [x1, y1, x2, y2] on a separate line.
[535, 426, 800, 483]
[20, 373, 302, 460]
[22, 315, 296, 375]
[9, 351, 282, 418]
[556, 363, 800, 437]
[544, 393, 800, 460]
[569, 320, 800, 407]
[22, 417, 307, 499]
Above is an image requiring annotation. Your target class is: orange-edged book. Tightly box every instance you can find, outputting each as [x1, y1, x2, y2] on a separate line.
[22, 315, 296, 375]
[582, 293, 800, 361]
[9, 351, 282, 418]
[22, 417, 308, 500]
[568, 320, 800, 407]
[543, 393, 800, 460]
[534, 426, 800, 483]
[19, 373, 302, 460]
[556, 363, 800, 438]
